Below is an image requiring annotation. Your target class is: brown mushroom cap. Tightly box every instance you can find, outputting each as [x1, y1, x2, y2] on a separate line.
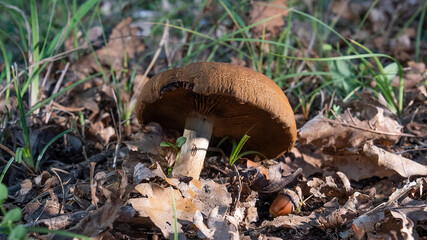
[136, 62, 297, 159]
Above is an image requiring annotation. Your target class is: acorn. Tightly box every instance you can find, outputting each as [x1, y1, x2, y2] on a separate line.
[269, 189, 300, 217]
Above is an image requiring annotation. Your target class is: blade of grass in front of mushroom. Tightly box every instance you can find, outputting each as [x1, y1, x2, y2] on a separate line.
[229, 127, 266, 166]
[229, 134, 250, 166]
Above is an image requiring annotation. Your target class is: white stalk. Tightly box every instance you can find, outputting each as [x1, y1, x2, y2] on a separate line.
[172, 112, 213, 180]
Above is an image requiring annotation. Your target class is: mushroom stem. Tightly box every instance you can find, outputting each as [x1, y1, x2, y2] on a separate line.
[172, 112, 213, 179]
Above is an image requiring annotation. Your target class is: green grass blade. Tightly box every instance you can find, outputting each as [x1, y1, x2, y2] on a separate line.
[289, 8, 352, 49]
[40, 0, 58, 55]
[30, 0, 40, 110]
[0, 157, 15, 184]
[170, 186, 178, 240]
[230, 134, 250, 166]
[219, 0, 257, 69]
[349, 39, 404, 114]
[35, 128, 72, 171]
[44, 0, 99, 57]
[21, 62, 47, 96]
[15, 148, 23, 164]
[355, 0, 379, 34]
[12, 67, 34, 169]
[269, 52, 394, 62]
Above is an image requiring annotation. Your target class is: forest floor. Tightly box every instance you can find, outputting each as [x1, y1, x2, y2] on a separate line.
[0, 0, 426, 239]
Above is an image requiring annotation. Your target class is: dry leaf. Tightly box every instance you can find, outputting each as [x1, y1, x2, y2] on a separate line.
[248, 0, 288, 37]
[352, 199, 427, 240]
[72, 18, 145, 77]
[99, 126, 115, 145]
[363, 141, 427, 178]
[392, 61, 426, 89]
[133, 162, 167, 184]
[324, 149, 397, 181]
[123, 122, 171, 176]
[331, 0, 362, 21]
[261, 211, 318, 230]
[318, 192, 370, 230]
[124, 122, 164, 154]
[291, 145, 323, 177]
[194, 210, 214, 239]
[128, 178, 231, 239]
[68, 195, 124, 237]
[206, 206, 239, 240]
[245, 159, 269, 179]
[376, 210, 415, 240]
[299, 107, 403, 150]
[128, 183, 193, 238]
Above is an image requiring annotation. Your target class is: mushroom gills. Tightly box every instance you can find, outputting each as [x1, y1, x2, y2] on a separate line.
[171, 112, 213, 179]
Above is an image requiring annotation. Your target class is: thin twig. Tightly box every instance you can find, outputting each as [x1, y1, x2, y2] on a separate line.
[45, 62, 70, 123]
[110, 91, 122, 169]
[51, 101, 85, 112]
[231, 164, 242, 215]
[0, 143, 16, 157]
[395, 148, 427, 154]
[50, 167, 68, 214]
[364, 180, 419, 215]
[324, 117, 416, 137]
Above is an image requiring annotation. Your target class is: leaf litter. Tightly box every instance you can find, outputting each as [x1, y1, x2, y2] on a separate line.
[1, 1, 427, 239]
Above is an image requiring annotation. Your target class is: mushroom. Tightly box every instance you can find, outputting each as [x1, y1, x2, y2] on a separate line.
[135, 62, 297, 180]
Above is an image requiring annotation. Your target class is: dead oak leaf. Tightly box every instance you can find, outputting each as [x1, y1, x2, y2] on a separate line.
[248, 0, 288, 36]
[97, 17, 145, 69]
[68, 197, 124, 237]
[299, 106, 403, 150]
[352, 199, 427, 240]
[392, 61, 426, 89]
[128, 179, 231, 239]
[72, 17, 145, 77]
